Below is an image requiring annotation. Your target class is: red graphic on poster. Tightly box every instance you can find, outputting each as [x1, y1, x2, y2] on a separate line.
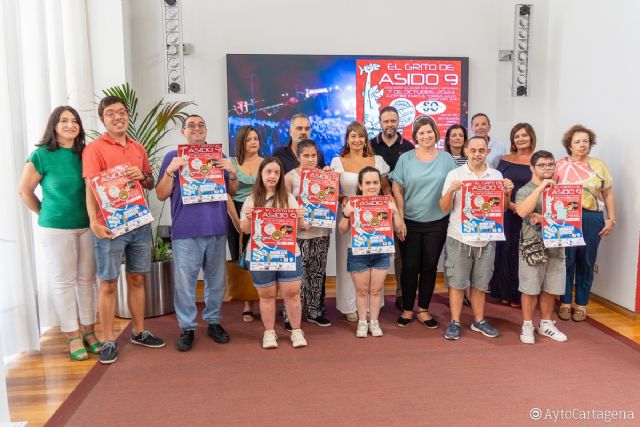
[298, 168, 339, 228]
[350, 195, 395, 255]
[460, 180, 505, 241]
[542, 184, 585, 248]
[178, 144, 227, 204]
[250, 208, 298, 271]
[88, 163, 154, 238]
[356, 59, 463, 146]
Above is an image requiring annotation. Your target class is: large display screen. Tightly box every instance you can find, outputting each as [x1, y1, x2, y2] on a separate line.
[226, 54, 468, 162]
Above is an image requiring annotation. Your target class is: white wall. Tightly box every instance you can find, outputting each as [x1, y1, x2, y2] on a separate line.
[541, 0, 640, 310]
[121, 0, 638, 309]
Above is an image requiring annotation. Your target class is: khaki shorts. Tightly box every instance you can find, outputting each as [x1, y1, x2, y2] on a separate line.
[444, 236, 496, 291]
[518, 255, 566, 296]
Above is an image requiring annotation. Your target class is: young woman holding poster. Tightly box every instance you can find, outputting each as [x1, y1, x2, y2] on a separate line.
[330, 122, 390, 322]
[490, 123, 536, 308]
[227, 125, 263, 322]
[18, 106, 100, 361]
[554, 125, 616, 322]
[240, 157, 309, 348]
[284, 139, 333, 327]
[339, 166, 402, 337]
[390, 116, 456, 329]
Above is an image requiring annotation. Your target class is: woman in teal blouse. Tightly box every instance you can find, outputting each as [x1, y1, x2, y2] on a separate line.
[18, 106, 100, 361]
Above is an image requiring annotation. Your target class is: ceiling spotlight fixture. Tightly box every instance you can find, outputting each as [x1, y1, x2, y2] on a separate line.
[163, 0, 185, 94]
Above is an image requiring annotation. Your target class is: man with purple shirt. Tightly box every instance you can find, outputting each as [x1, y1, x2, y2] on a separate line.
[156, 114, 238, 351]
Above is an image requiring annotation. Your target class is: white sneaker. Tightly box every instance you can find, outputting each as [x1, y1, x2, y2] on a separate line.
[356, 320, 368, 338]
[290, 329, 307, 348]
[369, 320, 383, 337]
[262, 330, 278, 349]
[345, 312, 358, 323]
[520, 322, 535, 344]
[537, 320, 568, 342]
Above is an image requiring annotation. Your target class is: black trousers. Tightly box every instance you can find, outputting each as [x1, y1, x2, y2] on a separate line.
[399, 216, 449, 311]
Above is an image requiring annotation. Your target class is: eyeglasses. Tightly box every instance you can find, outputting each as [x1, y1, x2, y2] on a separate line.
[535, 162, 556, 169]
[103, 109, 128, 118]
[186, 123, 206, 130]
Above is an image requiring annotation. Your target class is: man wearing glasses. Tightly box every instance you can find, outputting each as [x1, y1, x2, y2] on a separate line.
[83, 96, 165, 364]
[514, 150, 568, 345]
[156, 114, 238, 351]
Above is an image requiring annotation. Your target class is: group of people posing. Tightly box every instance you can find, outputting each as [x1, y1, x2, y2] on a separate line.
[18, 97, 616, 364]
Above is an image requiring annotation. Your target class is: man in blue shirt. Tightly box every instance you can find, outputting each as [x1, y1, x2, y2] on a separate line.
[156, 114, 238, 351]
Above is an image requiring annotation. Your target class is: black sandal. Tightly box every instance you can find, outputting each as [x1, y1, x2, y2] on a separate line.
[417, 310, 439, 329]
[242, 311, 255, 322]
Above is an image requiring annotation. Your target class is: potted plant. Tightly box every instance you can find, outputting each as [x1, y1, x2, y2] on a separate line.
[90, 83, 195, 318]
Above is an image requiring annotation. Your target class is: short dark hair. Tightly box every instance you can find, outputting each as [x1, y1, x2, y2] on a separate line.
[444, 124, 468, 154]
[471, 113, 491, 126]
[98, 95, 127, 118]
[295, 139, 319, 156]
[182, 114, 204, 128]
[356, 166, 382, 196]
[530, 150, 555, 166]
[464, 135, 488, 149]
[37, 106, 86, 155]
[411, 116, 440, 143]
[561, 124, 596, 155]
[379, 106, 399, 119]
[509, 123, 537, 153]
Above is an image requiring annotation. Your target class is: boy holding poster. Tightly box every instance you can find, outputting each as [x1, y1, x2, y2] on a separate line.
[83, 96, 164, 364]
[339, 166, 402, 338]
[284, 140, 335, 327]
[439, 136, 514, 340]
[514, 150, 568, 344]
[156, 114, 237, 352]
[240, 157, 309, 349]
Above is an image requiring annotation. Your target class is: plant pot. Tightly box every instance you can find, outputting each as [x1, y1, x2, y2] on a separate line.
[115, 259, 175, 318]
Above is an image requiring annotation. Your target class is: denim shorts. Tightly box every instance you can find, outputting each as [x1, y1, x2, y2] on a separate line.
[346, 249, 390, 273]
[93, 223, 152, 281]
[250, 256, 302, 288]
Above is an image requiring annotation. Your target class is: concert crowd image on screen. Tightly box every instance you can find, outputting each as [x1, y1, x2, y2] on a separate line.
[226, 54, 469, 162]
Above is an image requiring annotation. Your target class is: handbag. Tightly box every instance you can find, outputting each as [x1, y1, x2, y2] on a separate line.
[520, 237, 548, 266]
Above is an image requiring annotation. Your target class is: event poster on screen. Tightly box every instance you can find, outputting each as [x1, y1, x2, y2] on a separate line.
[250, 208, 298, 271]
[542, 184, 585, 248]
[297, 168, 339, 228]
[88, 163, 154, 238]
[350, 195, 395, 255]
[178, 144, 227, 204]
[460, 180, 505, 241]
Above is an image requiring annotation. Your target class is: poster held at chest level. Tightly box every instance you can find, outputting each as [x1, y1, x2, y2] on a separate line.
[350, 195, 395, 255]
[298, 168, 339, 228]
[178, 144, 227, 204]
[250, 208, 298, 271]
[461, 180, 505, 241]
[88, 163, 154, 237]
[542, 184, 585, 248]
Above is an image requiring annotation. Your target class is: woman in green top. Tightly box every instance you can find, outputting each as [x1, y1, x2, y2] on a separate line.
[18, 106, 100, 361]
[227, 125, 263, 322]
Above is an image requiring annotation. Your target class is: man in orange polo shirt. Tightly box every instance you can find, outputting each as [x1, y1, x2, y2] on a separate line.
[83, 96, 165, 364]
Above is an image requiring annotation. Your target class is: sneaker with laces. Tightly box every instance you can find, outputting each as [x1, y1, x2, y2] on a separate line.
[356, 320, 368, 338]
[537, 320, 568, 342]
[470, 319, 500, 338]
[290, 329, 307, 348]
[369, 320, 383, 337]
[520, 322, 535, 344]
[130, 330, 166, 348]
[307, 315, 332, 327]
[99, 340, 118, 364]
[262, 330, 278, 349]
[444, 321, 461, 340]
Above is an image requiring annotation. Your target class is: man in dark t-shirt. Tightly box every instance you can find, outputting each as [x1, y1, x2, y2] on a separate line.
[370, 106, 414, 310]
[273, 113, 326, 173]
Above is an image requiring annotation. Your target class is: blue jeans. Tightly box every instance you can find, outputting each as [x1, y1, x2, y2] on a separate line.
[562, 210, 604, 306]
[172, 235, 226, 330]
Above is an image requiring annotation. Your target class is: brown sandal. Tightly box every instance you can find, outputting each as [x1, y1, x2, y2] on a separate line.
[572, 309, 587, 322]
[558, 305, 571, 321]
